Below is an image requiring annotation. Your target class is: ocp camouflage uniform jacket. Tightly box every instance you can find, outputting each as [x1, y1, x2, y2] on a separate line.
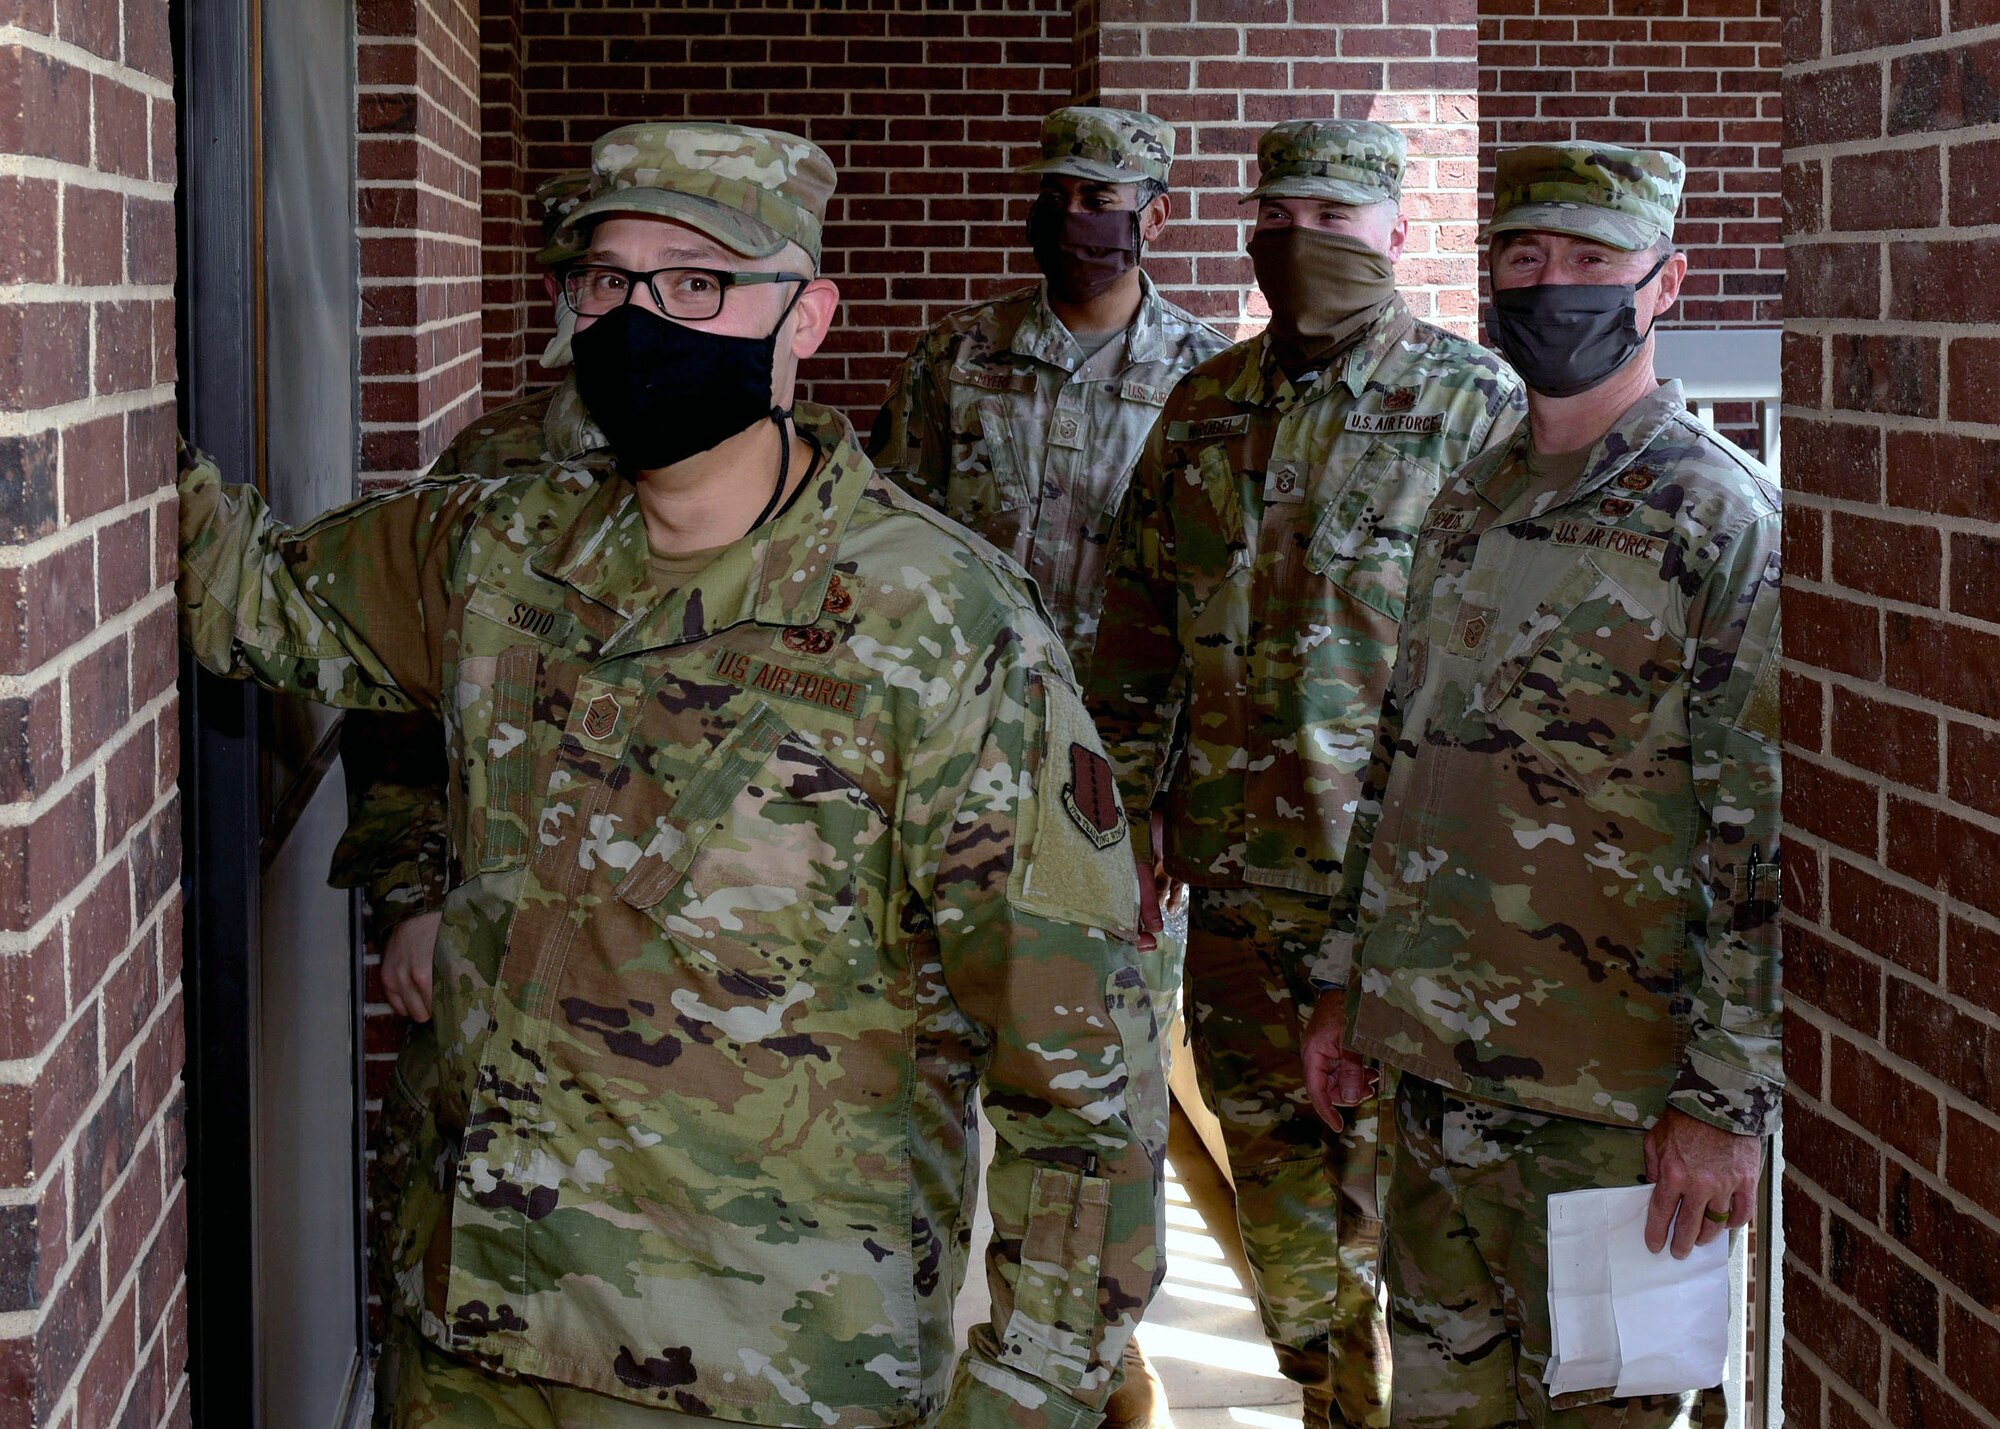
[179, 404, 1165, 1429]
[868, 274, 1229, 678]
[1085, 296, 1525, 892]
[328, 373, 609, 941]
[1323, 381, 1783, 1136]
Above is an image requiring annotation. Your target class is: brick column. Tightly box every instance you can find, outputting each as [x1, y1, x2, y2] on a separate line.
[479, 0, 530, 405]
[1084, 0, 1482, 340]
[1782, 6, 2000, 1427]
[357, 0, 487, 479]
[0, 2, 188, 1425]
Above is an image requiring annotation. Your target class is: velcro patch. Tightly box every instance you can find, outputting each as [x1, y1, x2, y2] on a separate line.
[1425, 507, 1473, 535]
[1168, 414, 1249, 442]
[467, 586, 576, 646]
[1063, 744, 1125, 850]
[1346, 411, 1445, 436]
[953, 363, 1034, 394]
[712, 648, 869, 716]
[1547, 520, 1668, 566]
[1121, 379, 1172, 406]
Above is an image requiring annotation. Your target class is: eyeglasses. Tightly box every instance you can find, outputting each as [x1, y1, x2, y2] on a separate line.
[559, 264, 808, 321]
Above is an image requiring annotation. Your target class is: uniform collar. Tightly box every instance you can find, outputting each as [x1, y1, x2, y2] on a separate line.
[531, 403, 864, 653]
[1470, 379, 1687, 519]
[1008, 271, 1171, 371]
[1226, 293, 1412, 409]
[542, 372, 610, 465]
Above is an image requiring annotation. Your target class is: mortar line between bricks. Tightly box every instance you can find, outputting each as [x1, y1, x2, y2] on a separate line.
[0, 584, 176, 701]
[0, 381, 177, 440]
[1779, 400, 2000, 439]
[358, 225, 483, 249]
[0, 483, 174, 573]
[354, 124, 484, 186]
[1781, 830, 2000, 943]
[1786, 1339, 1892, 1428]
[1782, 690, 2000, 778]
[1780, 492, 2000, 543]
[0, 281, 179, 305]
[358, 350, 488, 387]
[75, 1192, 193, 1429]
[1788, 572, 2000, 638]
[1789, 24, 2000, 75]
[0, 158, 176, 202]
[0, 27, 177, 102]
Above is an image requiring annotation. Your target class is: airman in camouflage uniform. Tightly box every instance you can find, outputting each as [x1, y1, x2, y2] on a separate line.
[185, 122, 1164, 1429]
[1307, 143, 1782, 1427]
[1085, 121, 1525, 1428]
[867, 106, 1229, 685]
[867, 105, 1219, 1427]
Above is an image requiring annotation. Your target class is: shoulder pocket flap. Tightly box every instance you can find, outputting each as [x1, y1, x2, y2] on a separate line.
[613, 702, 791, 910]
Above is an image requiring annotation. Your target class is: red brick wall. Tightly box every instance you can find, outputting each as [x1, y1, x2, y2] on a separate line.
[1478, 0, 1784, 328]
[1089, 0, 1484, 341]
[0, 3, 189, 1425]
[484, 1, 1076, 432]
[1781, 6, 2000, 1427]
[358, 0, 489, 478]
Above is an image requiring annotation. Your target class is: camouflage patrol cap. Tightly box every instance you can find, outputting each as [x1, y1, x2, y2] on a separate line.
[1015, 106, 1175, 187]
[1245, 120, 1405, 206]
[555, 122, 837, 267]
[1488, 141, 1685, 251]
[534, 172, 592, 266]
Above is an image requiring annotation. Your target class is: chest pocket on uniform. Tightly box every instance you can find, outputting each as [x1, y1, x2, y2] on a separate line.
[1179, 442, 1250, 617]
[613, 702, 880, 990]
[1304, 439, 1443, 623]
[1476, 559, 1680, 796]
[455, 644, 540, 874]
[946, 382, 1034, 528]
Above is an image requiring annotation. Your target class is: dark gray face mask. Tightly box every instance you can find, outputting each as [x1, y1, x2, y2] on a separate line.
[1484, 252, 1669, 398]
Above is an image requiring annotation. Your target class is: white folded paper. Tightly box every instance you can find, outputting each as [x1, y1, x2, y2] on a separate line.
[1545, 1184, 1731, 1398]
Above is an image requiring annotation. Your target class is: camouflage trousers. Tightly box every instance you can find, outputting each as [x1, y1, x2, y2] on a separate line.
[1385, 1076, 1712, 1429]
[1184, 887, 1390, 1429]
[376, 1314, 735, 1428]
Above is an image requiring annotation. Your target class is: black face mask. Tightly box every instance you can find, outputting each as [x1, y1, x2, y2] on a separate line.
[572, 296, 800, 475]
[1027, 196, 1141, 304]
[1484, 253, 1669, 398]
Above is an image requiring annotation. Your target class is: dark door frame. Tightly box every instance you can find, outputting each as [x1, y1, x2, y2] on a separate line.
[175, 0, 263, 1420]
[174, 1, 371, 1422]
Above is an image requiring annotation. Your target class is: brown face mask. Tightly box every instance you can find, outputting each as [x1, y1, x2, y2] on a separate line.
[1028, 195, 1142, 304]
[1249, 226, 1398, 364]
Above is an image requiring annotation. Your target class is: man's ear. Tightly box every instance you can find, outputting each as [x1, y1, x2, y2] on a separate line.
[1649, 250, 1688, 321]
[787, 276, 841, 362]
[1383, 209, 1410, 264]
[1140, 192, 1171, 245]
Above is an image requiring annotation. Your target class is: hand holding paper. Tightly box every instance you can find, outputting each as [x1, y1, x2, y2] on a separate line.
[1545, 1184, 1731, 1399]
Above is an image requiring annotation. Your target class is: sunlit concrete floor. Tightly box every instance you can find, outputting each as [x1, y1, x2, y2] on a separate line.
[954, 1103, 1305, 1429]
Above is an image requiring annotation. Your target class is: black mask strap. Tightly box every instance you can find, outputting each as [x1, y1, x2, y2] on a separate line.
[1628, 251, 1671, 337]
[747, 280, 811, 534]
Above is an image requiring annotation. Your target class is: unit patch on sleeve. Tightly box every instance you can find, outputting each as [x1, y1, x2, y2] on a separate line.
[1063, 744, 1125, 850]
